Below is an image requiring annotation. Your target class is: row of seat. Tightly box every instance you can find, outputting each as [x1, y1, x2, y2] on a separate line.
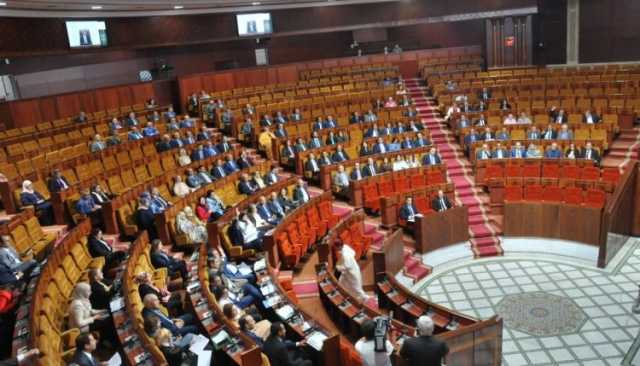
[299, 63, 395, 79]
[362, 168, 450, 214]
[274, 192, 339, 269]
[0, 104, 170, 146]
[504, 185, 607, 208]
[430, 64, 640, 81]
[0, 209, 57, 261]
[28, 220, 103, 365]
[484, 164, 619, 192]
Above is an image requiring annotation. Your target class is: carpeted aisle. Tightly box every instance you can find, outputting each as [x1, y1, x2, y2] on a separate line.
[405, 78, 504, 258]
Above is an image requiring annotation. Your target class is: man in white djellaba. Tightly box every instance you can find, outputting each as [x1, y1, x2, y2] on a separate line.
[335, 240, 368, 302]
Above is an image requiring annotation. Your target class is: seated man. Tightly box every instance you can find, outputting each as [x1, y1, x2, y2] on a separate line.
[238, 173, 258, 195]
[182, 131, 196, 145]
[431, 190, 452, 212]
[350, 111, 364, 124]
[332, 145, 350, 163]
[476, 144, 492, 160]
[281, 140, 296, 163]
[47, 169, 70, 193]
[557, 124, 574, 140]
[480, 127, 494, 141]
[422, 147, 441, 166]
[169, 132, 184, 148]
[191, 145, 206, 161]
[333, 165, 350, 196]
[274, 111, 288, 124]
[126, 112, 139, 127]
[457, 115, 471, 129]
[211, 160, 227, 180]
[75, 111, 88, 124]
[401, 136, 414, 149]
[267, 192, 286, 219]
[150, 239, 189, 279]
[0, 235, 38, 283]
[553, 109, 567, 124]
[260, 114, 273, 127]
[326, 131, 339, 145]
[542, 125, 557, 140]
[350, 162, 364, 181]
[362, 158, 378, 177]
[203, 141, 218, 158]
[323, 116, 337, 129]
[580, 142, 601, 165]
[156, 134, 172, 152]
[492, 143, 509, 159]
[293, 179, 311, 205]
[304, 153, 321, 180]
[496, 127, 510, 140]
[308, 132, 323, 149]
[289, 108, 303, 122]
[223, 155, 240, 174]
[527, 126, 541, 140]
[236, 212, 264, 250]
[185, 169, 203, 189]
[475, 114, 487, 127]
[463, 128, 480, 153]
[363, 110, 378, 123]
[274, 123, 288, 138]
[319, 151, 333, 166]
[565, 143, 579, 159]
[510, 142, 526, 158]
[264, 322, 312, 366]
[127, 126, 144, 141]
[294, 138, 308, 153]
[237, 151, 253, 170]
[217, 136, 232, 153]
[503, 114, 517, 125]
[545, 142, 563, 158]
[142, 293, 199, 337]
[372, 137, 388, 154]
[364, 125, 380, 138]
[517, 112, 532, 125]
[583, 110, 601, 124]
[142, 122, 159, 137]
[312, 117, 324, 131]
[526, 143, 543, 158]
[76, 188, 104, 229]
[413, 132, 430, 147]
[399, 197, 420, 224]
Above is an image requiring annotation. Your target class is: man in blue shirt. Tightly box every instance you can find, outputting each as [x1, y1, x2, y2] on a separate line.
[544, 142, 563, 158]
[150, 187, 171, 214]
[191, 145, 206, 161]
[127, 126, 144, 141]
[142, 122, 158, 137]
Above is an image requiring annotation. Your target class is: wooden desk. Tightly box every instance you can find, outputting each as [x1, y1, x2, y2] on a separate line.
[503, 201, 602, 246]
[415, 206, 469, 254]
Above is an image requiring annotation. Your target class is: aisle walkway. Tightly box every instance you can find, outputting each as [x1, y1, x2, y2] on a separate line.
[405, 78, 504, 258]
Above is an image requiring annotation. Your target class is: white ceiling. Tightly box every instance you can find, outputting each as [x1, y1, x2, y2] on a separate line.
[0, 0, 401, 17]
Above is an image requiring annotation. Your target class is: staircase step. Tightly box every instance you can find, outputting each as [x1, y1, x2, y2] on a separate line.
[472, 244, 504, 258]
[468, 215, 488, 225]
[404, 255, 420, 270]
[469, 224, 494, 238]
[470, 236, 500, 247]
[404, 263, 432, 282]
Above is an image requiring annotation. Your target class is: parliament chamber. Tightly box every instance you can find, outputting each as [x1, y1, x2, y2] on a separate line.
[1, 0, 640, 365]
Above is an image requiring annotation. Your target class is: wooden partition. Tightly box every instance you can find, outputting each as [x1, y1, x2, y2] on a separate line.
[178, 46, 483, 104]
[0, 81, 168, 129]
[599, 160, 639, 267]
[439, 316, 503, 366]
[415, 206, 469, 253]
[371, 228, 406, 277]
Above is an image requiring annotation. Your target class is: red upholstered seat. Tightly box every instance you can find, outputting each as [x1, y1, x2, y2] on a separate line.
[363, 183, 380, 212]
[541, 163, 560, 185]
[563, 187, 584, 205]
[542, 186, 563, 202]
[414, 195, 430, 213]
[524, 184, 544, 201]
[601, 168, 620, 184]
[410, 174, 426, 188]
[580, 166, 601, 181]
[393, 177, 410, 194]
[560, 165, 580, 187]
[378, 180, 393, 197]
[584, 189, 606, 208]
[296, 215, 317, 247]
[306, 205, 327, 237]
[485, 164, 504, 184]
[427, 170, 446, 185]
[505, 165, 523, 177]
[276, 233, 301, 268]
[318, 200, 339, 227]
[504, 185, 523, 202]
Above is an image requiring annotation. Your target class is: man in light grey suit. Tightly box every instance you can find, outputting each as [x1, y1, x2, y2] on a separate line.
[0, 235, 38, 280]
[333, 164, 350, 197]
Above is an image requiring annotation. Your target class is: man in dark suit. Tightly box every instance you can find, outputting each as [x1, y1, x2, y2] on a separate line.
[274, 111, 288, 124]
[372, 137, 388, 154]
[156, 135, 172, 152]
[304, 153, 321, 179]
[141, 293, 198, 337]
[238, 174, 258, 195]
[312, 118, 324, 131]
[150, 239, 188, 279]
[135, 197, 157, 240]
[260, 114, 273, 127]
[463, 128, 480, 152]
[275, 123, 288, 138]
[399, 197, 419, 223]
[542, 125, 557, 140]
[237, 152, 252, 169]
[70, 333, 100, 366]
[475, 144, 492, 160]
[223, 155, 240, 174]
[422, 148, 441, 166]
[362, 158, 378, 177]
[350, 162, 364, 181]
[399, 316, 449, 364]
[414, 133, 430, 148]
[47, 169, 70, 193]
[401, 136, 413, 150]
[293, 179, 311, 205]
[308, 132, 323, 149]
[264, 167, 279, 186]
[478, 87, 491, 100]
[583, 110, 601, 124]
[217, 136, 232, 153]
[211, 160, 227, 180]
[257, 196, 279, 225]
[87, 227, 125, 270]
[431, 190, 452, 212]
[281, 140, 296, 162]
[364, 125, 380, 138]
[580, 142, 601, 165]
[350, 111, 364, 124]
[263, 322, 312, 366]
[294, 138, 307, 153]
[239, 315, 264, 347]
[332, 145, 349, 163]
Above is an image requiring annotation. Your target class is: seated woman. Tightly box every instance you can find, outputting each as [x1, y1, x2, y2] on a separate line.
[68, 282, 115, 344]
[175, 206, 208, 245]
[177, 148, 191, 167]
[392, 155, 409, 171]
[19, 180, 53, 225]
[136, 271, 184, 316]
[155, 327, 195, 366]
[222, 303, 271, 340]
[88, 268, 114, 310]
[172, 175, 193, 198]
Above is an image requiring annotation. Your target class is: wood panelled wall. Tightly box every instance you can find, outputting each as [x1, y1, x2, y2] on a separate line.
[580, 0, 640, 63]
[177, 45, 482, 102]
[485, 15, 533, 68]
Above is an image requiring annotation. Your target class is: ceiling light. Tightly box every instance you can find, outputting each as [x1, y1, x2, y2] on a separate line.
[174, 5, 184, 9]
[0, 2, 7, 6]
[91, 5, 103, 10]
[252, 2, 261, 5]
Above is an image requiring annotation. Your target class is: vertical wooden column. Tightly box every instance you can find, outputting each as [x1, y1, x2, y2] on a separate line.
[486, 16, 533, 68]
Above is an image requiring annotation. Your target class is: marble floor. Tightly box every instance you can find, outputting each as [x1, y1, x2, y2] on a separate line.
[411, 236, 640, 366]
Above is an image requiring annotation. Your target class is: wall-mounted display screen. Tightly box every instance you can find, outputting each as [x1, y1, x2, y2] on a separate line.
[66, 20, 108, 48]
[237, 13, 272, 36]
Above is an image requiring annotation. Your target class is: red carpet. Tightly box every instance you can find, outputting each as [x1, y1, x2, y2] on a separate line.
[602, 127, 640, 169]
[406, 78, 504, 258]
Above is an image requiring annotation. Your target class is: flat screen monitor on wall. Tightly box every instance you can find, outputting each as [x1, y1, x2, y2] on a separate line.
[65, 20, 108, 48]
[237, 13, 273, 36]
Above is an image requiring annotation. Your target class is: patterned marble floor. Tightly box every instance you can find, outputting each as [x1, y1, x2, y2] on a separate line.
[412, 237, 640, 366]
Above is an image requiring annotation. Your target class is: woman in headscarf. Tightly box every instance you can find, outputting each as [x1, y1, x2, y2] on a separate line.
[172, 175, 193, 198]
[176, 206, 208, 245]
[177, 148, 191, 167]
[20, 180, 54, 225]
[68, 282, 115, 344]
[335, 240, 368, 302]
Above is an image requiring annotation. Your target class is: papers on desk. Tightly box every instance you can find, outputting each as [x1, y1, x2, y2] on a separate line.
[237, 263, 253, 276]
[190, 334, 210, 353]
[262, 294, 281, 308]
[301, 321, 312, 333]
[109, 297, 125, 312]
[226, 263, 238, 274]
[275, 304, 295, 320]
[253, 258, 266, 272]
[306, 331, 328, 351]
[107, 352, 122, 366]
[197, 351, 212, 366]
[260, 282, 276, 296]
[211, 329, 230, 346]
